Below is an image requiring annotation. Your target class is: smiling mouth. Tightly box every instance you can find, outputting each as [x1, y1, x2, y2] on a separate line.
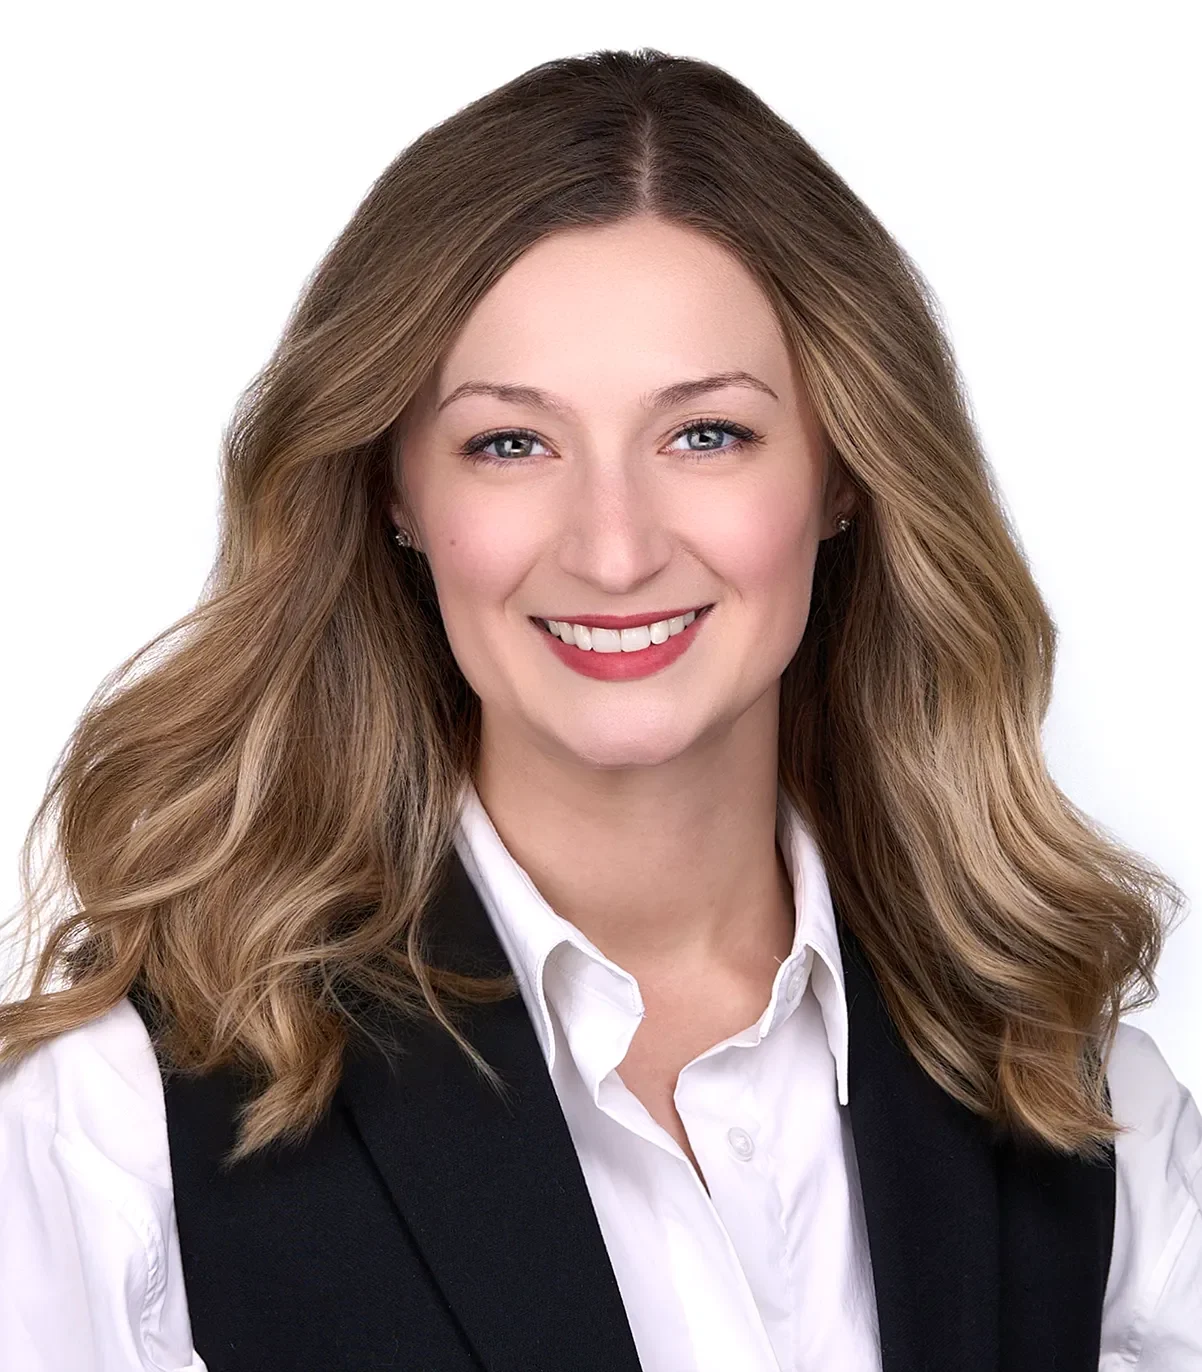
[533, 604, 714, 652]
[530, 604, 714, 635]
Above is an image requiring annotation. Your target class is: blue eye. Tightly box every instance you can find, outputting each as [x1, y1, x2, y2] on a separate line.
[459, 417, 763, 467]
[460, 429, 551, 464]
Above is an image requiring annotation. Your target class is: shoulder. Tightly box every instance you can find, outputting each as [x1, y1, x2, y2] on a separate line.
[1107, 1020, 1202, 1215]
[0, 995, 171, 1188]
[1108, 1021, 1201, 1152]
[0, 998, 200, 1369]
[1102, 1020, 1202, 1367]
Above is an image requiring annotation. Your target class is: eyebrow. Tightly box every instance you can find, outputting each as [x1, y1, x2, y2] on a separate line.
[435, 369, 779, 415]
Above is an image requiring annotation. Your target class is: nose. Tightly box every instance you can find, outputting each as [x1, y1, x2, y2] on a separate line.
[552, 460, 677, 595]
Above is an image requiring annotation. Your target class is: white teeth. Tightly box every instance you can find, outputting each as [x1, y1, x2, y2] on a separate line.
[544, 608, 703, 652]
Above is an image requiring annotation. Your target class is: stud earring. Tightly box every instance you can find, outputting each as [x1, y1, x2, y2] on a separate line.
[394, 527, 413, 549]
[835, 514, 852, 533]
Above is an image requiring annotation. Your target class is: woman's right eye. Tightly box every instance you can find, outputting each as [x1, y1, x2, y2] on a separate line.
[458, 428, 548, 466]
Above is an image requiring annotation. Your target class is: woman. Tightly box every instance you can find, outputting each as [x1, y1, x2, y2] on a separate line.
[1, 46, 1198, 1372]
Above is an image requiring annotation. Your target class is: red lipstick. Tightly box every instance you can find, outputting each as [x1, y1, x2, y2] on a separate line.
[532, 605, 714, 682]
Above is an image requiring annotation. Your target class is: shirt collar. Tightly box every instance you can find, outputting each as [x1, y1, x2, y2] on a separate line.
[452, 778, 849, 1107]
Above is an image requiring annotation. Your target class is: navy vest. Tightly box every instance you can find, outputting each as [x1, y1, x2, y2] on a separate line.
[127, 850, 1115, 1371]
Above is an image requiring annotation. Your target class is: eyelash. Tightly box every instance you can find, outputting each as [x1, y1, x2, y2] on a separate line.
[457, 416, 765, 467]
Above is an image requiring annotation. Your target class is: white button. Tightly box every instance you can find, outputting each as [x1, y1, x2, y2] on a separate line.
[727, 1126, 754, 1160]
[785, 965, 806, 1001]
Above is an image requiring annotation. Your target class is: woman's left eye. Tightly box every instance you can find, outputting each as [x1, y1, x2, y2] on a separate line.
[459, 418, 763, 467]
[667, 419, 762, 457]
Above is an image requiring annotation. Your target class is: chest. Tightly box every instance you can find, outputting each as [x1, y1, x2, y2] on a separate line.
[129, 867, 1118, 1372]
[614, 977, 780, 1192]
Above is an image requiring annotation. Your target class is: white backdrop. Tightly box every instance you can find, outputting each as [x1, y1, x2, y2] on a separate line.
[2, 0, 1197, 1102]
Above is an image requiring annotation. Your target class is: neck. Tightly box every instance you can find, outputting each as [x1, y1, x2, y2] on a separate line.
[471, 690, 796, 986]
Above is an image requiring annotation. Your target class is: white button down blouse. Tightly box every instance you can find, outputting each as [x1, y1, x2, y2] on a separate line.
[0, 780, 1200, 1370]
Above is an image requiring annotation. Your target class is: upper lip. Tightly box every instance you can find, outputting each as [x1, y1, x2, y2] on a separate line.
[532, 604, 712, 629]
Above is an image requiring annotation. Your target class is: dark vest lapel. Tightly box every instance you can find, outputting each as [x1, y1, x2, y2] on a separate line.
[131, 849, 1115, 1372]
[836, 916, 1116, 1372]
[333, 851, 645, 1372]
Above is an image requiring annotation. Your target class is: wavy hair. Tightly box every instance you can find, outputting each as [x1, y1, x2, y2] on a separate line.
[1, 47, 1183, 1164]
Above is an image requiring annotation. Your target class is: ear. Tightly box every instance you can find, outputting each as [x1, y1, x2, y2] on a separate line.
[386, 475, 414, 534]
[822, 461, 859, 539]
[385, 416, 413, 534]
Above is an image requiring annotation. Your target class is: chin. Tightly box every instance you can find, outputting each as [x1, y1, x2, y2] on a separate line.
[547, 718, 705, 772]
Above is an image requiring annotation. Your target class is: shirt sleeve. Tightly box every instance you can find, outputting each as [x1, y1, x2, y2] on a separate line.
[0, 1014, 208, 1372]
[1101, 1021, 1202, 1370]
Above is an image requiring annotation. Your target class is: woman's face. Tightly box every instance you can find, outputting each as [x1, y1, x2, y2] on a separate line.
[390, 215, 852, 771]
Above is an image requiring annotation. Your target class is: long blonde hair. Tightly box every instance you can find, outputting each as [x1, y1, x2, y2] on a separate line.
[1, 47, 1182, 1164]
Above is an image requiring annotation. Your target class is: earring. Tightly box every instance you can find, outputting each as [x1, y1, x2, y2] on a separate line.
[394, 527, 413, 549]
[835, 514, 852, 533]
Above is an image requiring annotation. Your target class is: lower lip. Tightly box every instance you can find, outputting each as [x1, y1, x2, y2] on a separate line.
[534, 607, 714, 681]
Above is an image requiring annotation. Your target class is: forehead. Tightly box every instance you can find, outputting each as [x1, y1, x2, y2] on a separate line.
[435, 218, 791, 401]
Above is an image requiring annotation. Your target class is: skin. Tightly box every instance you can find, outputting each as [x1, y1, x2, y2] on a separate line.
[389, 216, 855, 1130]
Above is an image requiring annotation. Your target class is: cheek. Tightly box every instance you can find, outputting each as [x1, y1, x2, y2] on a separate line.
[423, 500, 537, 666]
[427, 493, 526, 595]
[701, 488, 818, 610]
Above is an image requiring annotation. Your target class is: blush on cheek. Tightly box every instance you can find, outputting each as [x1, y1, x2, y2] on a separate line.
[425, 517, 537, 699]
[433, 511, 526, 603]
[743, 516, 819, 641]
[724, 502, 815, 587]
